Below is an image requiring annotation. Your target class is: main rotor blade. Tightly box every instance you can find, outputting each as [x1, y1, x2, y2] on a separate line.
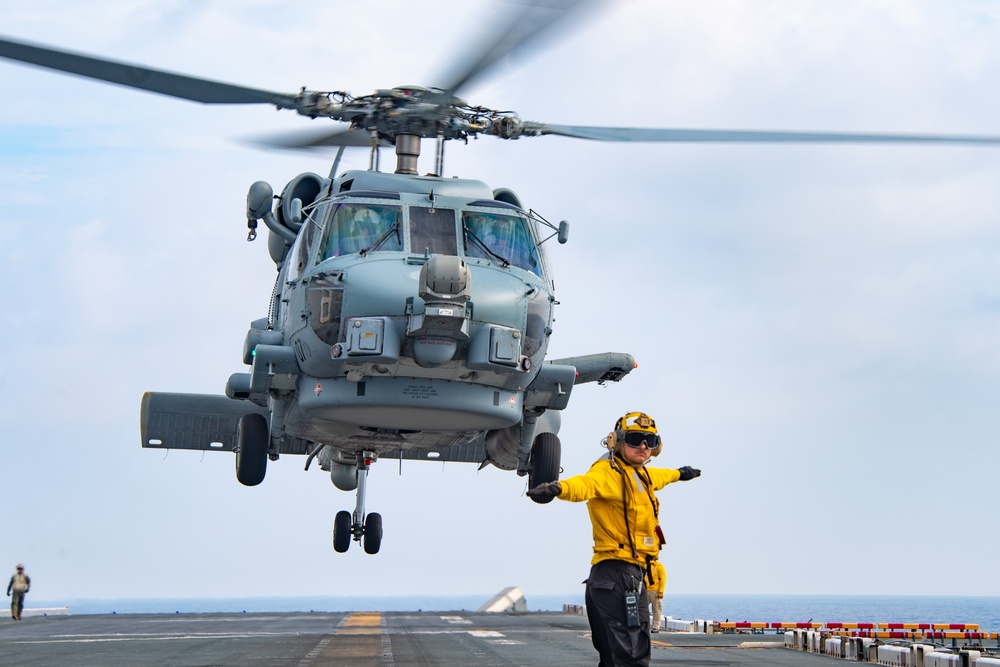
[250, 128, 393, 150]
[534, 124, 1000, 146]
[433, 0, 597, 101]
[0, 35, 298, 108]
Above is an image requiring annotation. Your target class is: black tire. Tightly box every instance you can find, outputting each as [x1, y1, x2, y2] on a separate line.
[528, 432, 561, 504]
[363, 513, 383, 555]
[333, 510, 352, 553]
[235, 413, 269, 486]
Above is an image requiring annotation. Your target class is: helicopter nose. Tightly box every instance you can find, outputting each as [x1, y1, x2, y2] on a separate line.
[409, 255, 473, 368]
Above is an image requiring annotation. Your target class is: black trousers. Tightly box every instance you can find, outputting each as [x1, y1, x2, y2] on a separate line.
[585, 559, 650, 667]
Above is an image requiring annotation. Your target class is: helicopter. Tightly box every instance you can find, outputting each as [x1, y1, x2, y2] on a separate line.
[3, 1, 999, 557]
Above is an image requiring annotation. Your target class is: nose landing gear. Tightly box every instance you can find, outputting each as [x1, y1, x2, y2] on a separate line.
[332, 451, 383, 554]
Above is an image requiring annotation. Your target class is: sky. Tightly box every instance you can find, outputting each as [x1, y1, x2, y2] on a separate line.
[1, 0, 999, 606]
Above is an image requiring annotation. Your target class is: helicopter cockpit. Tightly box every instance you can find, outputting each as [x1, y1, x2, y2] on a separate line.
[306, 196, 544, 278]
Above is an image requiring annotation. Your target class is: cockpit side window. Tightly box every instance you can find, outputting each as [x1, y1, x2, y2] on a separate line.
[409, 207, 457, 256]
[286, 208, 322, 282]
[463, 211, 542, 276]
[318, 203, 402, 261]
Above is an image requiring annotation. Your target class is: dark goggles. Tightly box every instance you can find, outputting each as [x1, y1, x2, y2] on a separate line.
[622, 431, 657, 449]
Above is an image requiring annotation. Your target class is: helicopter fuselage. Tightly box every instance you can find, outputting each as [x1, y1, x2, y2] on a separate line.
[227, 168, 575, 469]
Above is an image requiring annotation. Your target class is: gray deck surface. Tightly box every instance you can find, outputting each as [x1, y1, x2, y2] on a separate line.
[1, 610, 840, 666]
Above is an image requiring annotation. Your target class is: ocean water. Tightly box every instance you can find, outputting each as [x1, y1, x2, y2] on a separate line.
[30, 594, 1000, 630]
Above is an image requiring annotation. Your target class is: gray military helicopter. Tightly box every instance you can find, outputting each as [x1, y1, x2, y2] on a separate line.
[3, 1, 999, 555]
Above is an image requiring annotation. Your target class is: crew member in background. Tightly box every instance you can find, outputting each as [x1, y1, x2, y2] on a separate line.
[7, 564, 30, 621]
[528, 411, 701, 667]
[649, 560, 666, 633]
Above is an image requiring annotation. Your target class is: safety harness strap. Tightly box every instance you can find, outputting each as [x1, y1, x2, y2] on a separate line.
[611, 455, 640, 560]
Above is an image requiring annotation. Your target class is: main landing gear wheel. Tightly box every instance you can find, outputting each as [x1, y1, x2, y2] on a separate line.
[332, 451, 383, 554]
[528, 432, 561, 504]
[333, 510, 352, 553]
[235, 413, 268, 486]
[363, 513, 383, 554]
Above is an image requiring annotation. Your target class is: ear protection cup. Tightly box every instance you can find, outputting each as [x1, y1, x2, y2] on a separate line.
[611, 417, 623, 454]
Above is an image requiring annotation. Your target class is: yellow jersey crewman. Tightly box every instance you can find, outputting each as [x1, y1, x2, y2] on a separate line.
[649, 560, 666, 633]
[528, 412, 701, 667]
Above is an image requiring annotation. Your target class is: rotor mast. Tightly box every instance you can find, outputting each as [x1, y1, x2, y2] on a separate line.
[395, 134, 421, 175]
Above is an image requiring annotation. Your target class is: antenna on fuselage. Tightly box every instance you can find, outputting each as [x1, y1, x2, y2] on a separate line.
[329, 145, 346, 180]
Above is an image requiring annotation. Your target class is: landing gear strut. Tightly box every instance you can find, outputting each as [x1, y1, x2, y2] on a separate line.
[332, 451, 382, 554]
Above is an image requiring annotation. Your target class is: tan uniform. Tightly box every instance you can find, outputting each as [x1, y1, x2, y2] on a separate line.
[7, 571, 30, 621]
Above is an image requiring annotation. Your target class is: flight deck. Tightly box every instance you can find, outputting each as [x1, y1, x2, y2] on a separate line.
[1, 610, 830, 666]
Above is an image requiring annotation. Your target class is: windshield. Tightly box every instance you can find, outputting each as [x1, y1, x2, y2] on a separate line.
[409, 207, 457, 256]
[463, 211, 541, 276]
[318, 203, 402, 261]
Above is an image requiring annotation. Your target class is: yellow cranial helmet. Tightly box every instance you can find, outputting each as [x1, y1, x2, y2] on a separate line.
[611, 411, 662, 456]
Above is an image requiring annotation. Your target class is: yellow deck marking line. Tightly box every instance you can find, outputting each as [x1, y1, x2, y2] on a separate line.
[341, 612, 382, 628]
[336, 612, 383, 635]
[299, 613, 388, 666]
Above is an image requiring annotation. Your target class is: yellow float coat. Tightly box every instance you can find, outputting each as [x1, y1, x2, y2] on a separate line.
[558, 456, 681, 567]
